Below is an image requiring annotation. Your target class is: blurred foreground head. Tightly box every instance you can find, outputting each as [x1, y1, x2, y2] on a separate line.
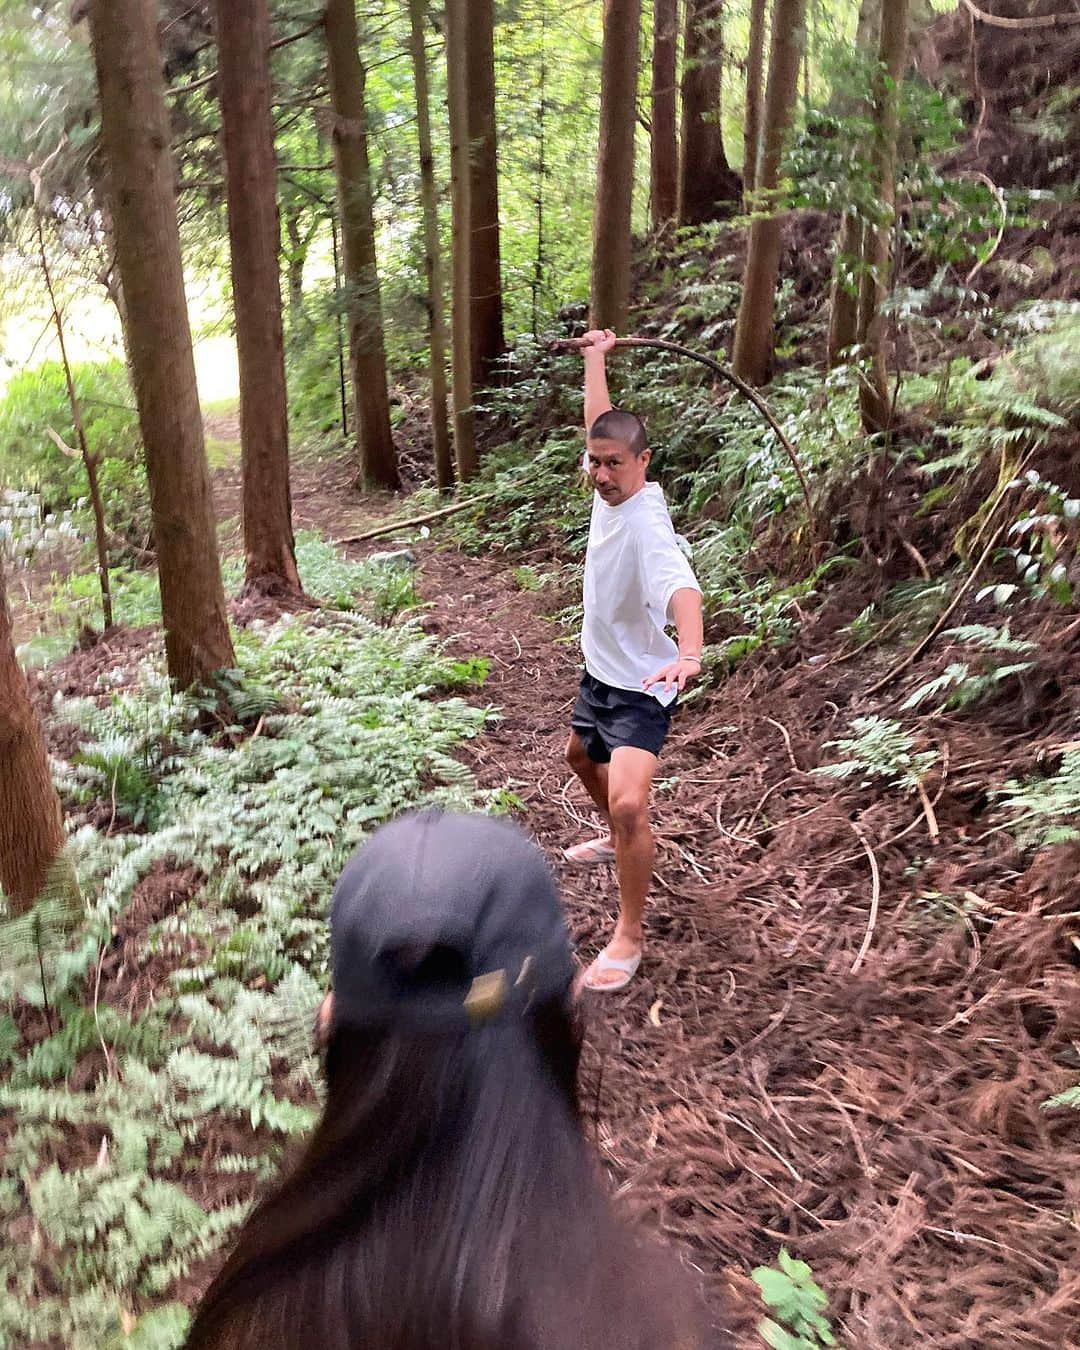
[186, 810, 705, 1350]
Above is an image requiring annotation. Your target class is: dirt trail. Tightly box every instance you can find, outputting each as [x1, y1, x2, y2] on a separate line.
[205, 460, 1080, 1347]
[407, 541, 1080, 1350]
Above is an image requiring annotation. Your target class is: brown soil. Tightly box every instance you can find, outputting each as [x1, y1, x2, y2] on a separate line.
[405, 536, 1080, 1350]
[9, 370, 1079, 1345]
[194, 441, 1080, 1346]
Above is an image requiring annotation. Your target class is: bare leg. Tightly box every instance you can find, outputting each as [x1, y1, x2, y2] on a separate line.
[585, 746, 657, 988]
[566, 731, 612, 843]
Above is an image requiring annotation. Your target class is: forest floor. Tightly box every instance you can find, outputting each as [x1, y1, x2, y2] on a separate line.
[206, 450, 1080, 1347]
[11, 396, 1079, 1347]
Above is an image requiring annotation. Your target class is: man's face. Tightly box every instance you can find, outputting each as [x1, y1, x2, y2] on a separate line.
[586, 437, 650, 506]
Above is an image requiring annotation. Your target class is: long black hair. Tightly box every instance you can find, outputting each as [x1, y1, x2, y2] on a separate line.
[185, 997, 703, 1350]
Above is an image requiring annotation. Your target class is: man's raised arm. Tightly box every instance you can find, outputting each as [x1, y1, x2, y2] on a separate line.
[580, 328, 617, 437]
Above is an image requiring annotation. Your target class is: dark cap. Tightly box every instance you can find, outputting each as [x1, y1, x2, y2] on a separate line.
[330, 810, 575, 1031]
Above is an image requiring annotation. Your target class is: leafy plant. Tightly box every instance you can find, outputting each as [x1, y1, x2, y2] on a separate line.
[900, 625, 1036, 713]
[752, 1248, 835, 1350]
[1, 544, 496, 1340]
[996, 748, 1080, 847]
[991, 471, 1080, 607]
[815, 716, 938, 792]
[0, 359, 147, 539]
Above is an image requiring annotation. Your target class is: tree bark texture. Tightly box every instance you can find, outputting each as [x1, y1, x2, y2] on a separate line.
[0, 554, 66, 915]
[859, 0, 910, 435]
[446, 0, 477, 479]
[408, 0, 453, 491]
[826, 0, 879, 366]
[731, 0, 808, 385]
[88, 0, 235, 688]
[215, 0, 301, 594]
[855, 0, 883, 56]
[826, 213, 865, 366]
[591, 0, 642, 332]
[325, 0, 399, 490]
[679, 0, 740, 225]
[465, 0, 505, 388]
[650, 0, 678, 228]
[743, 0, 768, 199]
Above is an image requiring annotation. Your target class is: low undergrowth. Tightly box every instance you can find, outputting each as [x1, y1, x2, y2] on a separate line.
[0, 542, 492, 1348]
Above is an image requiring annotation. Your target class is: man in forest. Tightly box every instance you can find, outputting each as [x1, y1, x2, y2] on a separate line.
[564, 329, 704, 992]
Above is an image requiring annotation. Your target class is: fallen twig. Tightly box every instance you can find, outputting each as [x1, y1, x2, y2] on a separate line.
[765, 716, 801, 774]
[340, 492, 494, 544]
[849, 822, 882, 975]
[915, 779, 941, 842]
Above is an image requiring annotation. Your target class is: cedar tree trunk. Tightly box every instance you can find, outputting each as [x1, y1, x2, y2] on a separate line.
[730, 0, 808, 385]
[743, 0, 768, 199]
[650, 0, 678, 228]
[325, 0, 399, 489]
[408, 0, 453, 490]
[465, 0, 506, 387]
[591, 0, 642, 331]
[215, 0, 301, 594]
[0, 554, 67, 915]
[88, 0, 235, 688]
[679, 0, 740, 224]
[446, 0, 477, 478]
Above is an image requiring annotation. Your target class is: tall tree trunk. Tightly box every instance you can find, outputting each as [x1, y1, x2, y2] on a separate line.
[650, 0, 679, 228]
[591, 0, 642, 331]
[215, 0, 301, 595]
[743, 0, 768, 201]
[408, 0, 453, 491]
[827, 214, 864, 366]
[826, 0, 879, 366]
[859, 0, 909, 435]
[466, 0, 505, 388]
[532, 9, 549, 334]
[679, 0, 740, 224]
[283, 201, 319, 334]
[446, 0, 477, 480]
[325, 0, 399, 490]
[284, 209, 307, 330]
[730, 0, 808, 385]
[856, 0, 883, 55]
[88, 0, 235, 689]
[0, 555, 67, 916]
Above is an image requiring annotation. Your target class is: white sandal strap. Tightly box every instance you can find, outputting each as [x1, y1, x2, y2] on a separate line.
[593, 949, 641, 975]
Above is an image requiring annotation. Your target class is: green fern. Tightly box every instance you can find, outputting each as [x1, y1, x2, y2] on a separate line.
[2, 553, 494, 1341]
[996, 749, 1080, 847]
[815, 716, 938, 792]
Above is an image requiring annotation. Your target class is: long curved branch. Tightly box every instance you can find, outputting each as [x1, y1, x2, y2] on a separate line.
[547, 335, 816, 535]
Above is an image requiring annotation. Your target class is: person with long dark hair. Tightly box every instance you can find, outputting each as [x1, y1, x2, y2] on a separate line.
[186, 810, 709, 1350]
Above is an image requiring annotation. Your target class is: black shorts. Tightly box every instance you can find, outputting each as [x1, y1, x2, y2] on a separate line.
[570, 671, 674, 764]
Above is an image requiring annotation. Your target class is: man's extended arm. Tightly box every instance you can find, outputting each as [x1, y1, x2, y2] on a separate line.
[644, 588, 704, 693]
[581, 328, 616, 436]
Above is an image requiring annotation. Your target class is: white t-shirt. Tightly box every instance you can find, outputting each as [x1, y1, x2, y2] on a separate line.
[581, 482, 701, 692]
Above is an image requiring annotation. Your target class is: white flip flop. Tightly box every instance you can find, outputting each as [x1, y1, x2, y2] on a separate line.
[562, 837, 617, 866]
[582, 947, 642, 993]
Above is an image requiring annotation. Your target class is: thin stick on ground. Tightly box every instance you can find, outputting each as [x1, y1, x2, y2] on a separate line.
[849, 821, 882, 974]
[765, 716, 801, 774]
[915, 778, 941, 841]
[340, 492, 495, 544]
